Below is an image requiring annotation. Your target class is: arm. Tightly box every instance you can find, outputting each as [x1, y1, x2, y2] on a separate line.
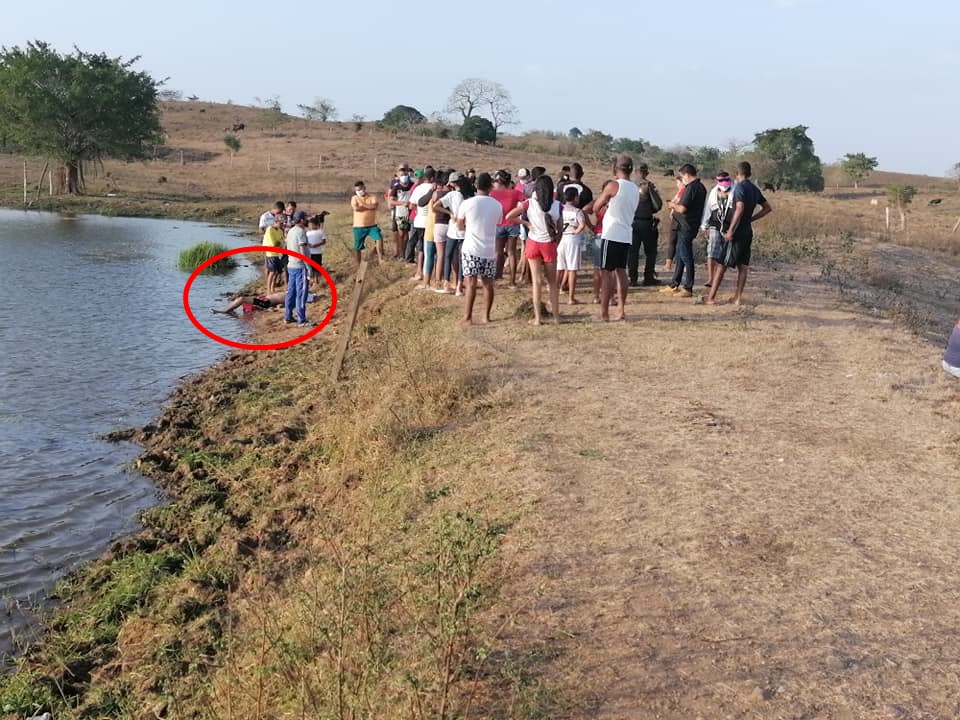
[752, 200, 773, 223]
[589, 181, 618, 217]
[361, 196, 378, 211]
[700, 188, 714, 233]
[724, 202, 746, 242]
[417, 187, 434, 207]
[571, 210, 586, 234]
[505, 201, 526, 223]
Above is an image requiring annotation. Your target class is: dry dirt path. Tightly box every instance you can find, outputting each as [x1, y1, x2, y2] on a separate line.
[413, 261, 960, 719]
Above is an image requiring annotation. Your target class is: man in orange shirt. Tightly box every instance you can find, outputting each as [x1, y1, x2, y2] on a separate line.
[351, 180, 382, 265]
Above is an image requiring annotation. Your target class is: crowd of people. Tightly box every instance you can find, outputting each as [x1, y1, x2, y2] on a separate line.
[348, 155, 773, 324]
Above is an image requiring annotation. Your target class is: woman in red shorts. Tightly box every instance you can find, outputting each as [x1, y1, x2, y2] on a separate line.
[506, 175, 561, 325]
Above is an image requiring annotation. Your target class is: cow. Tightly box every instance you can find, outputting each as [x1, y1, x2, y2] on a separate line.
[869, 198, 880, 206]
[928, 198, 942, 206]
[231, 123, 245, 132]
[662, 169, 674, 177]
[762, 182, 776, 192]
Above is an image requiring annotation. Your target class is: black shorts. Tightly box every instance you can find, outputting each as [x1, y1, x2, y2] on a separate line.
[732, 230, 753, 266]
[310, 254, 323, 269]
[410, 227, 425, 253]
[266, 257, 283, 273]
[252, 296, 272, 309]
[600, 238, 630, 271]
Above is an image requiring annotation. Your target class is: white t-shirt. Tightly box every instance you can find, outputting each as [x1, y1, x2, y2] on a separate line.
[409, 183, 434, 229]
[457, 195, 502, 258]
[258, 211, 275, 231]
[525, 199, 562, 243]
[440, 191, 465, 240]
[306, 228, 326, 255]
[285, 225, 309, 268]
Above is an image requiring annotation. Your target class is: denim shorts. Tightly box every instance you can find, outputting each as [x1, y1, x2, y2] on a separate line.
[496, 224, 521, 241]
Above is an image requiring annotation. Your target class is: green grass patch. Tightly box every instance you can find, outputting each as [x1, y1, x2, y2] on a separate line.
[177, 241, 235, 273]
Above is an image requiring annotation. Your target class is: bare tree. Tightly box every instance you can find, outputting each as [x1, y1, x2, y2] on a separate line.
[445, 78, 518, 133]
[486, 84, 517, 134]
[297, 97, 338, 122]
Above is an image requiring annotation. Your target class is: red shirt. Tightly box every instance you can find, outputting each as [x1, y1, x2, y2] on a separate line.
[490, 188, 525, 227]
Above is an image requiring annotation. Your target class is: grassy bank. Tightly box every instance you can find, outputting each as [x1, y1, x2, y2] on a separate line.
[0, 217, 551, 720]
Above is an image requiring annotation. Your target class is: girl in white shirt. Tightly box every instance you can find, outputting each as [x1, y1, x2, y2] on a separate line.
[506, 176, 561, 325]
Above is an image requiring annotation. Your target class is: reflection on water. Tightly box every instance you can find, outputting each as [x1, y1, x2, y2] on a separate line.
[0, 209, 256, 660]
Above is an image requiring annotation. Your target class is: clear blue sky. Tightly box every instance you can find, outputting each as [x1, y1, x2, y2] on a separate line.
[4, 0, 957, 175]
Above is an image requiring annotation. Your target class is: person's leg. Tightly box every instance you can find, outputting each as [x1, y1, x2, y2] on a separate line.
[544, 261, 560, 324]
[665, 226, 677, 271]
[627, 227, 641, 286]
[398, 230, 408, 260]
[567, 271, 578, 303]
[296, 268, 308, 323]
[707, 265, 727, 304]
[732, 265, 749, 304]
[494, 233, 506, 279]
[678, 230, 695, 291]
[507, 234, 518, 286]
[529, 256, 544, 324]
[642, 221, 659, 283]
[434, 241, 446, 287]
[462, 274, 477, 324]
[481, 276, 494, 322]
[614, 267, 628, 320]
[284, 272, 296, 322]
[419, 242, 436, 289]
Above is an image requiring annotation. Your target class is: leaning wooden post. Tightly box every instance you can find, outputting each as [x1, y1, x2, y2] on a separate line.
[22, 160, 27, 205]
[331, 261, 369, 383]
[951, 215, 960, 234]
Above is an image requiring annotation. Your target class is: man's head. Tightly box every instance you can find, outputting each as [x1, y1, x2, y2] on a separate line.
[531, 166, 546, 181]
[560, 164, 571, 181]
[678, 164, 698, 181]
[285, 201, 297, 213]
[716, 171, 732, 194]
[273, 214, 284, 227]
[272, 200, 285, 213]
[476, 172, 493, 194]
[614, 154, 634, 178]
[448, 171, 461, 186]
[423, 168, 436, 184]
[638, 163, 649, 180]
[563, 186, 580, 204]
[292, 210, 307, 225]
[736, 161, 752, 180]
[467, 168, 476, 179]
[494, 169, 511, 187]
[571, 162, 584, 181]
[354, 180, 366, 196]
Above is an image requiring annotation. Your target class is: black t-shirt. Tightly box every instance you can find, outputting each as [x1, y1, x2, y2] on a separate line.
[676, 179, 707, 233]
[731, 180, 767, 239]
[556, 181, 593, 210]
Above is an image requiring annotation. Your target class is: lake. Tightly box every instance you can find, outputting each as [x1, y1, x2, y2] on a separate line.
[0, 208, 258, 660]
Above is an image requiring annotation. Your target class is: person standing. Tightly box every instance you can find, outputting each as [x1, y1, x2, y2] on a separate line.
[456, 173, 502, 324]
[388, 170, 413, 260]
[284, 211, 311, 326]
[557, 186, 586, 304]
[664, 175, 684, 274]
[259, 200, 285, 285]
[490, 171, 524, 286]
[661, 164, 706, 298]
[438, 174, 472, 296]
[709, 161, 772, 305]
[591, 154, 640, 321]
[306, 213, 328, 282]
[263, 214, 286, 294]
[350, 180, 383, 265]
[506, 175, 562, 325]
[407, 168, 436, 280]
[699, 172, 733, 291]
[628, 163, 663, 286]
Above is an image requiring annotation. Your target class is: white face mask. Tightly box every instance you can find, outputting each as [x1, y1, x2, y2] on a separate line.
[399, 175, 409, 184]
[355, 189, 365, 197]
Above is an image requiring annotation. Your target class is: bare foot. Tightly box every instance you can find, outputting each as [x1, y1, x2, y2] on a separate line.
[481, 316, 491, 324]
[568, 297, 580, 305]
[459, 318, 473, 326]
[529, 318, 542, 326]
[593, 315, 609, 323]
[729, 296, 743, 306]
[552, 316, 561, 325]
[592, 297, 601, 304]
[614, 314, 626, 322]
[410, 274, 422, 281]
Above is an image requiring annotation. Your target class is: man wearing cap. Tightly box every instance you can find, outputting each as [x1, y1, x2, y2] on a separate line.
[629, 163, 663, 286]
[284, 210, 312, 326]
[590, 154, 640, 321]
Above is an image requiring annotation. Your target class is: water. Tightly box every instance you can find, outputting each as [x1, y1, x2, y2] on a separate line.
[0, 208, 258, 659]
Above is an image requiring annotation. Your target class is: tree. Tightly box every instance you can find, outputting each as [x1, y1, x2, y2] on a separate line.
[223, 134, 241, 164]
[579, 130, 613, 161]
[381, 105, 426, 128]
[692, 146, 722, 176]
[753, 126, 824, 192]
[256, 95, 289, 135]
[297, 97, 338, 122]
[445, 78, 518, 134]
[458, 116, 496, 145]
[949, 162, 960, 188]
[0, 41, 162, 194]
[886, 184, 917, 230]
[569, 127, 583, 139]
[839, 152, 878, 189]
[612, 137, 645, 155]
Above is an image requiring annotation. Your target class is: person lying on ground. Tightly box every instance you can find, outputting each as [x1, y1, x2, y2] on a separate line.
[211, 291, 317, 314]
[943, 318, 960, 378]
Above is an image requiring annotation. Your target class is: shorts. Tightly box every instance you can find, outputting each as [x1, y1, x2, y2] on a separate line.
[434, 223, 449, 244]
[496, 224, 521, 241]
[266, 257, 283, 273]
[600, 238, 630, 271]
[707, 228, 727, 262]
[731, 230, 753, 266]
[461, 253, 496, 279]
[591, 234, 603, 267]
[525, 239, 558, 264]
[310, 253, 323, 268]
[557, 235, 582, 271]
[353, 225, 383, 251]
[252, 295, 272, 309]
[410, 227, 425, 253]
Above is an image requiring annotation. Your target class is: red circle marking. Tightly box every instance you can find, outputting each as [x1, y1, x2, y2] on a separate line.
[182, 245, 338, 351]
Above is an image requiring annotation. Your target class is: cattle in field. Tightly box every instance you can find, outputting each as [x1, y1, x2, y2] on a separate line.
[870, 198, 880, 206]
[762, 182, 776, 192]
[928, 198, 942, 206]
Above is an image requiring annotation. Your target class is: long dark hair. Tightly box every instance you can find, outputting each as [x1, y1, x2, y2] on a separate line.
[455, 176, 475, 199]
[534, 175, 554, 213]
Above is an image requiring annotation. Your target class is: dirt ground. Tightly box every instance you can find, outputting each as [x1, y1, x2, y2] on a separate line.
[388, 248, 960, 719]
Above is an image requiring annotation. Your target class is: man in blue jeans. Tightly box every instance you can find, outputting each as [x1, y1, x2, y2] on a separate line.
[284, 210, 312, 326]
[660, 163, 706, 299]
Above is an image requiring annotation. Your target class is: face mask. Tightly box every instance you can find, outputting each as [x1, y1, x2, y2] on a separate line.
[355, 189, 365, 197]
[399, 175, 409, 184]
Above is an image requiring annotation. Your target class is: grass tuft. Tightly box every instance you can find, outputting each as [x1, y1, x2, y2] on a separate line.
[177, 241, 235, 273]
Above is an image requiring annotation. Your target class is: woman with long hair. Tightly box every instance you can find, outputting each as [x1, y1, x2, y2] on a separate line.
[506, 175, 561, 325]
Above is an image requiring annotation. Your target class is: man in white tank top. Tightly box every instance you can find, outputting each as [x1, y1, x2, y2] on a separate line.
[590, 154, 640, 321]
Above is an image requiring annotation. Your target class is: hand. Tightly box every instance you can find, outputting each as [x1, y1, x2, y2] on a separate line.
[724, 231, 734, 242]
[699, 229, 707, 239]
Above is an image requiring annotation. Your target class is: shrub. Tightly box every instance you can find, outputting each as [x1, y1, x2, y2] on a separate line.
[177, 242, 236, 273]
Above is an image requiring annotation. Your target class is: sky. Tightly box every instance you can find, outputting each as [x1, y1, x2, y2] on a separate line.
[3, 0, 958, 176]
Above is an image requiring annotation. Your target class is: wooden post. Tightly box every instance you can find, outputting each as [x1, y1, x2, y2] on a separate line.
[885, 206, 890, 230]
[267, 154, 272, 172]
[48, 166, 53, 196]
[22, 160, 27, 205]
[179, 150, 184, 166]
[951, 216, 960, 234]
[331, 261, 368, 383]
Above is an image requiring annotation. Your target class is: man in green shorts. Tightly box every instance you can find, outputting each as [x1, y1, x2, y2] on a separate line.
[351, 180, 382, 265]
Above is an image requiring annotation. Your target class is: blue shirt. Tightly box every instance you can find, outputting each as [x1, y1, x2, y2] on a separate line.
[731, 180, 766, 239]
[944, 323, 960, 368]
